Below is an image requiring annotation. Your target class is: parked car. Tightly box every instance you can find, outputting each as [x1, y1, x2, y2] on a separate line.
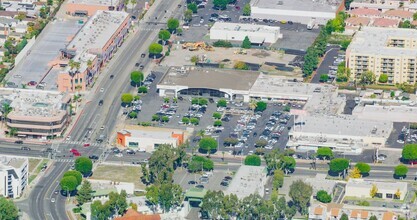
[89, 155, 99, 160]
[15, 140, 23, 144]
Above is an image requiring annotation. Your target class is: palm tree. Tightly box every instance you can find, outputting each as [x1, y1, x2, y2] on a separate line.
[249, 99, 257, 111]
[87, 59, 93, 69]
[196, 129, 205, 137]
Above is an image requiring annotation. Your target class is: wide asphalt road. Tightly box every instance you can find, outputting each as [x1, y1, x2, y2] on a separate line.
[21, 0, 184, 219]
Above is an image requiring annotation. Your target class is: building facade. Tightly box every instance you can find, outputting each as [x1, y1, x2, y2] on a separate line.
[0, 156, 28, 198]
[210, 22, 282, 44]
[1, 88, 71, 139]
[116, 127, 185, 152]
[57, 10, 130, 92]
[66, 0, 124, 16]
[346, 27, 417, 84]
[345, 179, 407, 200]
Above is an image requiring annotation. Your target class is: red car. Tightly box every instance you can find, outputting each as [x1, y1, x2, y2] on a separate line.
[70, 149, 81, 156]
[83, 143, 90, 147]
[27, 81, 37, 86]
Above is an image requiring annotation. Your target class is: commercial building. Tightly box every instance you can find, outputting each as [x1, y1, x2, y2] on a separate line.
[0, 88, 71, 139]
[288, 114, 393, 154]
[116, 126, 186, 152]
[346, 27, 417, 84]
[250, 0, 344, 25]
[66, 0, 124, 17]
[349, 0, 412, 12]
[209, 22, 282, 44]
[345, 179, 407, 200]
[58, 10, 130, 92]
[0, 156, 28, 198]
[309, 203, 400, 220]
[225, 165, 267, 199]
[353, 104, 417, 123]
[157, 67, 340, 110]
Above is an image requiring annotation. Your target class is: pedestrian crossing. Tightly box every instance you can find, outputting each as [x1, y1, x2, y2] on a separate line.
[62, 140, 101, 147]
[55, 158, 75, 163]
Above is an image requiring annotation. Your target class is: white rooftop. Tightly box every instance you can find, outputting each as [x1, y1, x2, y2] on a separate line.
[0, 88, 69, 118]
[120, 129, 175, 140]
[211, 22, 281, 34]
[353, 104, 417, 123]
[0, 155, 27, 169]
[225, 165, 267, 199]
[292, 114, 392, 138]
[251, 0, 342, 12]
[348, 27, 417, 57]
[68, 0, 120, 6]
[347, 179, 407, 191]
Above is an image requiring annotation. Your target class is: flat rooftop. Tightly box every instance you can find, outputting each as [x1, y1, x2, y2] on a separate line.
[120, 129, 175, 140]
[211, 22, 281, 34]
[292, 114, 393, 138]
[225, 165, 266, 199]
[348, 27, 417, 57]
[347, 179, 407, 191]
[8, 20, 82, 90]
[68, 0, 119, 6]
[0, 156, 27, 169]
[251, 0, 341, 12]
[159, 67, 260, 91]
[353, 105, 417, 123]
[0, 88, 70, 119]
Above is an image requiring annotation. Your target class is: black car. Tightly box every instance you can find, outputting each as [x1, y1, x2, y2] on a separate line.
[141, 53, 146, 58]
[139, 65, 144, 70]
[110, 75, 114, 79]
[89, 155, 99, 160]
[195, 185, 204, 189]
[15, 140, 23, 144]
[262, 130, 271, 136]
[211, 13, 219, 17]
[135, 62, 140, 67]
[188, 180, 197, 185]
[288, 21, 294, 24]
[126, 149, 135, 155]
[220, 181, 229, 186]
[99, 100, 103, 106]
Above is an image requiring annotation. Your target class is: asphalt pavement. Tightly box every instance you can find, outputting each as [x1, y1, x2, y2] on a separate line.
[311, 46, 340, 83]
[18, 0, 185, 219]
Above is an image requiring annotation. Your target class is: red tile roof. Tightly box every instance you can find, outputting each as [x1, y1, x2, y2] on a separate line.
[114, 209, 161, 220]
[350, 8, 381, 16]
[346, 17, 371, 26]
[373, 18, 399, 27]
[384, 10, 413, 19]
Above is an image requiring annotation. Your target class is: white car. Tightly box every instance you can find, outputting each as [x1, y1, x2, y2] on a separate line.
[51, 198, 55, 203]
[66, 136, 71, 141]
[100, 88, 104, 92]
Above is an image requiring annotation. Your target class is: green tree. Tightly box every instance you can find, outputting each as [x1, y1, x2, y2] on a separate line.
[394, 164, 408, 177]
[402, 144, 417, 162]
[255, 101, 267, 111]
[167, 18, 179, 32]
[212, 40, 233, 48]
[181, 117, 190, 124]
[107, 190, 128, 215]
[158, 30, 171, 44]
[158, 183, 183, 212]
[148, 43, 163, 56]
[340, 213, 349, 220]
[279, 156, 296, 173]
[201, 191, 224, 219]
[184, 9, 193, 22]
[289, 180, 313, 214]
[63, 170, 83, 185]
[187, 3, 197, 13]
[221, 194, 239, 218]
[60, 176, 78, 192]
[378, 73, 388, 83]
[303, 46, 318, 75]
[213, 0, 228, 9]
[399, 20, 413, 28]
[243, 3, 251, 16]
[217, 99, 227, 107]
[241, 36, 251, 49]
[340, 39, 351, 51]
[355, 162, 371, 175]
[359, 70, 376, 85]
[319, 74, 329, 82]
[121, 93, 134, 105]
[272, 169, 284, 189]
[47, 0, 53, 6]
[190, 117, 199, 125]
[199, 137, 218, 153]
[77, 180, 93, 205]
[91, 200, 111, 220]
[161, 116, 169, 122]
[212, 112, 222, 119]
[130, 71, 144, 85]
[316, 147, 333, 160]
[145, 185, 159, 211]
[190, 55, 199, 64]
[369, 215, 378, 220]
[140, 163, 150, 184]
[264, 149, 282, 173]
[336, 62, 351, 82]
[316, 190, 332, 203]
[138, 86, 148, 93]
[0, 197, 19, 220]
[214, 120, 222, 127]
[74, 157, 93, 176]
[188, 156, 214, 172]
[128, 111, 138, 119]
[148, 145, 178, 184]
[329, 158, 349, 174]
[244, 155, 261, 166]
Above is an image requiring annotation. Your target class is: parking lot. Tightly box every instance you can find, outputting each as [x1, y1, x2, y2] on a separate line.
[312, 46, 341, 83]
[173, 165, 239, 191]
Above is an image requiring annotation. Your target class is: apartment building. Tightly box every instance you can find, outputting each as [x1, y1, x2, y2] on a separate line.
[1, 88, 71, 139]
[0, 156, 28, 198]
[57, 10, 130, 93]
[346, 27, 417, 84]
